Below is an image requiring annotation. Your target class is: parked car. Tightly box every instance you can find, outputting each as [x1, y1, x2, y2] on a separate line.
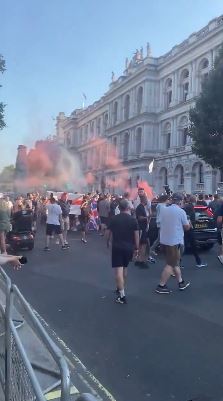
[148, 202, 218, 250]
[191, 205, 218, 250]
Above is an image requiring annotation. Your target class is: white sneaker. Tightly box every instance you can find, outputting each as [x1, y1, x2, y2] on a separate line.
[217, 255, 223, 265]
[196, 263, 207, 268]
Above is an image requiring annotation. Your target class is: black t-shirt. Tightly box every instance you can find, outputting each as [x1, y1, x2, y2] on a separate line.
[108, 213, 138, 251]
[135, 203, 147, 230]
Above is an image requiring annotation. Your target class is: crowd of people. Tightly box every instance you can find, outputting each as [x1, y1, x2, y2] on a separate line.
[0, 188, 223, 303]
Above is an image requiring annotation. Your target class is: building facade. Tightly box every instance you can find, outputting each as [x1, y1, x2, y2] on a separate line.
[56, 15, 223, 195]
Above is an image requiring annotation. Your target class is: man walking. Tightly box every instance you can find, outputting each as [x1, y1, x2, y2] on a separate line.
[44, 197, 69, 251]
[107, 200, 139, 304]
[156, 193, 190, 294]
[58, 192, 70, 245]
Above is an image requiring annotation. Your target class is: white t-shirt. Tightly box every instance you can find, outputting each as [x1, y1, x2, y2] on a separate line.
[160, 204, 189, 246]
[46, 204, 62, 225]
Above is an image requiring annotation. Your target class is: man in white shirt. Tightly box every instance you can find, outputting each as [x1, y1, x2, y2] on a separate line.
[156, 193, 190, 294]
[44, 197, 69, 251]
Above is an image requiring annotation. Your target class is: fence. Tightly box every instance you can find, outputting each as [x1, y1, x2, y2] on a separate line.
[0, 267, 70, 401]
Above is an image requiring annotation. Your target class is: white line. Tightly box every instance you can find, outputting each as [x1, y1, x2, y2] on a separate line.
[34, 309, 116, 401]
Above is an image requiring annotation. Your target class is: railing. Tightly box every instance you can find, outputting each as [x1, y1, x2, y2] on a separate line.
[0, 266, 70, 401]
[196, 183, 205, 191]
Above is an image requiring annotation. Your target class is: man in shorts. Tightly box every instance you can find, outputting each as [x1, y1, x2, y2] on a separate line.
[107, 199, 139, 304]
[44, 197, 69, 251]
[58, 192, 70, 245]
[156, 193, 190, 294]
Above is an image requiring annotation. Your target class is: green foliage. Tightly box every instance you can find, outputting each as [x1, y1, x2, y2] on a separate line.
[189, 45, 223, 169]
[0, 54, 6, 130]
[0, 165, 15, 182]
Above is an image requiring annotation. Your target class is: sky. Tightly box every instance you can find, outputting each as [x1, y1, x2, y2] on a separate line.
[0, 0, 223, 171]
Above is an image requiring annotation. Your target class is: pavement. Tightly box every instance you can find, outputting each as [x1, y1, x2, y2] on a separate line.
[5, 228, 223, 401]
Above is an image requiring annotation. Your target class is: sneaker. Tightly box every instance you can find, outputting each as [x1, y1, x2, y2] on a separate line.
[148, 256, 156, 264]
[155, 285, 171, 294]
[81, 238, 87, 244]
[196, 263, 207, 268]
[217, 255, 223, 265]
[64, 241, 69, 245]
[179, 281, 190, 291]
[61, 245, 69, 250]
[44, 246, 50, 251]
[115, 296, 127, 304]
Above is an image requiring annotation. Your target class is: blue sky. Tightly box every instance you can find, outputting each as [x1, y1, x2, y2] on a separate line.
[0, 0, 222, 170]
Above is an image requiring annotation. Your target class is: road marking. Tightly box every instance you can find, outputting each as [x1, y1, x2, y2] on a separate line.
[45, 385, 78, 400]
[34, 309, 116, 401]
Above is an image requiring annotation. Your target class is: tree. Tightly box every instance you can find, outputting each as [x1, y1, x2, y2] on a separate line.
[0, 54, 6, 130]
[189, 45, 223, 169]
[0, 165, 15, 182]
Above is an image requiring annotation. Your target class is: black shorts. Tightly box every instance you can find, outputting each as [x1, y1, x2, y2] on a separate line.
[100, 216, 108, 226]
[112, 247, 133, 268]
[46, 224, 62, 236]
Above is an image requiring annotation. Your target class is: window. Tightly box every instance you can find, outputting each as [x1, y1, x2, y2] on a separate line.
[199, 164, 204, 183]
[136, 128, 142, 155]
[113, 102, 118, 124]
[180, 69, 189, 102]
[199, 58, 209, 91]
[165, 78, 172, 109]
[137, 86, 143, 114]
[97, 118, 101, 135]
[90, 120, 95, 137]
[123, 132, 129, 160]
[124, 95, 130, 120]
[84, 125, 88, 142]
[182, 128, 188, 146]
[79, 128, 83, 145]
[104, 113, 108, 129]
[179, 166, 184, 185]
[166, 132, 171, 149]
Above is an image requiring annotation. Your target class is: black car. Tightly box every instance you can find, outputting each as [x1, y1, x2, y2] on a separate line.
[148, 202, 218, 250]
[191, 205, 218, 249]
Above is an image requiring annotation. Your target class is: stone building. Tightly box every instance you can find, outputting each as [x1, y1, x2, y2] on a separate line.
[56, 15, 223, 194]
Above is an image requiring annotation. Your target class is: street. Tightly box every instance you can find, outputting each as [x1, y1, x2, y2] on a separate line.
[6, 229, 223, 401]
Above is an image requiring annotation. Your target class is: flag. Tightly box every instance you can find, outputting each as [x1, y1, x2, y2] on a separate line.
[82, 93, 87, 100]
[82, 93, 87, 109]
[148, 159, 154, 174]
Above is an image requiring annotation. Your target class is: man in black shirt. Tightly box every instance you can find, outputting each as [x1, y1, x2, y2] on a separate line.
[107, 200, 139, 304]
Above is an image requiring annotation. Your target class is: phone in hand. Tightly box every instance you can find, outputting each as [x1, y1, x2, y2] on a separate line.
[20, 256, 27, 265]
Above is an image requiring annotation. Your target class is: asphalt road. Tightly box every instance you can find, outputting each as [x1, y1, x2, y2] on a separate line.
[6, 228, 223, 401]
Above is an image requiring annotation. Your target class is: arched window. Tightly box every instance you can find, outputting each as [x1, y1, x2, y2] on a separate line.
[84, 125, 88, 142]
[136, 127, 142, 155]
[123, 132, 129, 160]
[199, 164, 204, 183]
[90, 121, 95, 138]
[97, 118, 101, 135]
[104, 113, 109, 129]
[124, 95, 130, 121]
[198, 58, 209, 91]
[113, 101, 118, 124]
[79, 128, 83, 145]
[180, 69, 189, 102]
[160, 167, 168, 186]
[137, 86, 143, 114]
[165, 78, 172, 109]
[163, 122, 171, 150]
[178, 116, 189, 146]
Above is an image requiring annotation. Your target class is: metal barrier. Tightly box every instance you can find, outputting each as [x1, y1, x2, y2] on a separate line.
[0, 267, 71, 401]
